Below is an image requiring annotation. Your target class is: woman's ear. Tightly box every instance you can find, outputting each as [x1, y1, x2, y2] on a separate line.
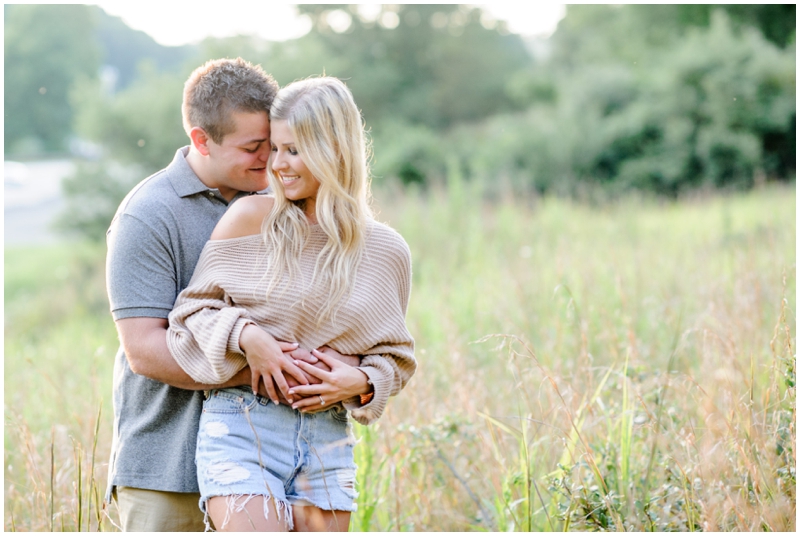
[189, 126, 212, 156]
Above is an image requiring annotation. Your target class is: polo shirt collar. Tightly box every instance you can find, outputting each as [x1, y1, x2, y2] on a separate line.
[167, 146, 215, 198]
[166, 146, 264, 203]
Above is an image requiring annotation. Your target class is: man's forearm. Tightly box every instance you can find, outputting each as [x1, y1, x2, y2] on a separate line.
[128, 335, 251, 390]
[122, 317, 361, 395]
[119, 317, 250, 390]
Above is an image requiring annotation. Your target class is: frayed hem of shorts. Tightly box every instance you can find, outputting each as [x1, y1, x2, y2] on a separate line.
[200, 494, 293, 531]
[291, 496, 359, 514]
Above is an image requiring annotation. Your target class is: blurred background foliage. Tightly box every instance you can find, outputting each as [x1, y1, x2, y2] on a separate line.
[3, 4, 795, 240]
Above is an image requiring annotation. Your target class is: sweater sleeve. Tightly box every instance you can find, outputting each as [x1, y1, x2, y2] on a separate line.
[343, 228, 417, 425]
[167, 243, 254, 384]
[344, 345, 416, 425]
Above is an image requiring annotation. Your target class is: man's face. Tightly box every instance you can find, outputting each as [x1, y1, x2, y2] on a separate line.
[206, 110, 271, 198]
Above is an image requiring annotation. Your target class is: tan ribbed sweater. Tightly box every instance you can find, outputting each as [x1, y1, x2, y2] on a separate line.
[167, 219, 416, 425]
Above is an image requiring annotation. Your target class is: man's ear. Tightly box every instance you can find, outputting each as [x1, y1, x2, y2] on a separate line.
[189, 127, 212, 156]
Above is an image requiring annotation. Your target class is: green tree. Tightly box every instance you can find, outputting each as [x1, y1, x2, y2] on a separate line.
[294, 5, 531, 129]
[61, 63, 190, 241]
[676, 4, 795, 48]
[4, 4, 100, 154]
[187, 5, 533, 185]
[71, 63, 188, 173]
[456, 8, 795, 196]
[56, 161, 144, 242]
[89, 5, 196, 91]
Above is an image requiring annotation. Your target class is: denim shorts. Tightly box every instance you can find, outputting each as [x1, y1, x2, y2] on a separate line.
[196, 387, 358, 530]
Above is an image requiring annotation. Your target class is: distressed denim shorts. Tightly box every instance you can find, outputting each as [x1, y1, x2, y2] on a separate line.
[196, 387, 358, 530]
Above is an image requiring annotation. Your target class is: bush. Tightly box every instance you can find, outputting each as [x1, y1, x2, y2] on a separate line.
[447, 10, 795, 197]
[56, 160, 143, 242]
[71, 63, 189, 174]
[371, 120, 447, 185]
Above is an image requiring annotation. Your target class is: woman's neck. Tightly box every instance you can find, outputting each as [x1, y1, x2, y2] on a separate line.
[303, 197, 317, 224]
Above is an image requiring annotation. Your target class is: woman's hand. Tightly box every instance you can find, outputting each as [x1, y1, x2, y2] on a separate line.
[239, 324, 309, 404]
[288, 349, 370, 412]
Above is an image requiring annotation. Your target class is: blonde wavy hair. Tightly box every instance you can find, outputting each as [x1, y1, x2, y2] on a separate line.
[263, 77, 373, 324]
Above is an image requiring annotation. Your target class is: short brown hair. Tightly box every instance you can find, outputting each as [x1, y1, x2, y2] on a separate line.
[182, 58, 279, 143]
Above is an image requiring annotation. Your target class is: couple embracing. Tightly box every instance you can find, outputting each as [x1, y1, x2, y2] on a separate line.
[105, 58, 416, 531]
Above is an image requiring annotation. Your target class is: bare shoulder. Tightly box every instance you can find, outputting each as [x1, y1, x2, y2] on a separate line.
[210, 194, 275, 240]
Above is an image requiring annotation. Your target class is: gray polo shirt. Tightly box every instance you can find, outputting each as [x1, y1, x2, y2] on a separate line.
[105, 147, 252, 499]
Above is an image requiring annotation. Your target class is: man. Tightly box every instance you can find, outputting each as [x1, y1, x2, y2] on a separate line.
[105, 58, 356, 531]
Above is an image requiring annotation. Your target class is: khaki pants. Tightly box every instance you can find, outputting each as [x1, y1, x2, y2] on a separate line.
[114, 486, 205, 532]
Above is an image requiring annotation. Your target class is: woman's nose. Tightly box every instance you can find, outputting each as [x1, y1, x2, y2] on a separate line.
[271, 153, 285, 171]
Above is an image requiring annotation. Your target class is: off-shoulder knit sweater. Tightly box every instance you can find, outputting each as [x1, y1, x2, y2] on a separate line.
[167, 219, 416, 425]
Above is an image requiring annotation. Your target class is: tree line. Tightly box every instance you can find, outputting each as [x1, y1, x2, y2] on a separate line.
[3, 4, 795, 239]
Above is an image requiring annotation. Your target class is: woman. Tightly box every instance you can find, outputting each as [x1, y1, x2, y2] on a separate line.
[167, 77, 416, 531]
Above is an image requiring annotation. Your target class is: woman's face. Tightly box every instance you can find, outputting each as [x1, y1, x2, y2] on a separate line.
[270, 120, 320, 209]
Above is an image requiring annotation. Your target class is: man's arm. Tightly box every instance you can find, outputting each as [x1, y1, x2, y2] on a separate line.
[118, 317, 359, 394]
[117, 317, 255, 390]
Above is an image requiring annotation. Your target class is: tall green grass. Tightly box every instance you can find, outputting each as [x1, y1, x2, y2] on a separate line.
[5, 242, 118, 531]
[5, 183, 795, 531]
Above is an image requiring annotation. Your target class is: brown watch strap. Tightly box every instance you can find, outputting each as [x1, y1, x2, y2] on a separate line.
[360, 389, 374, 406]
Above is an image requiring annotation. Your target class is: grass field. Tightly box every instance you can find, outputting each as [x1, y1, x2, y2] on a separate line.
[4, 183, 796, 531]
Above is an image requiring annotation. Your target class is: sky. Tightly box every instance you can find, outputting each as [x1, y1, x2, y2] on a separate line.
[92, 2, 567, 47]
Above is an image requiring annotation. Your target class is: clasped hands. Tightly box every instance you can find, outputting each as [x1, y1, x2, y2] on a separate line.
[239, 324, 370, 413]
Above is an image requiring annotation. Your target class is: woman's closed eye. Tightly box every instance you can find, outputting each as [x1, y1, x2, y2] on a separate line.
[271, 145, 299, 156]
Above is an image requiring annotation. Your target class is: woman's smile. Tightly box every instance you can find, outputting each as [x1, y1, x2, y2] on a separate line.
[270, 119, 321, 214]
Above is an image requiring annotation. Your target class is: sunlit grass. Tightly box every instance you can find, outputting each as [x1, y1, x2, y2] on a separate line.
[5, 243, 118, 531]
[5, 183, 795, 531]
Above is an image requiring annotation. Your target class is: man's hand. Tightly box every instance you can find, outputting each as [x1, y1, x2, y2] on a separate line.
[317, 346, 360, 367]
[288, 346, 360, 373]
